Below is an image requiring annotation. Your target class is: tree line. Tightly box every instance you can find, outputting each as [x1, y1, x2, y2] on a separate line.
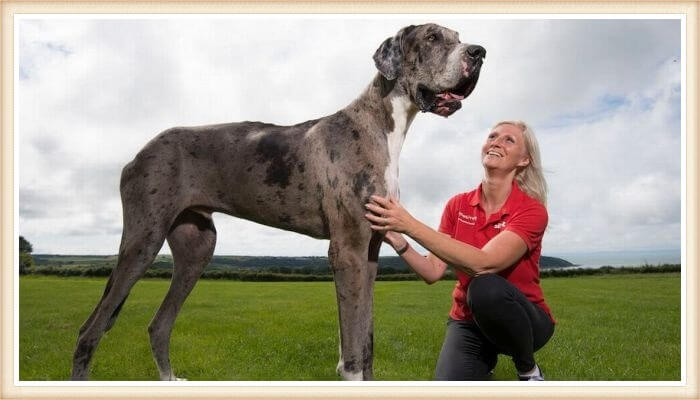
[19, 237, 680, 281]
[21, 262, 681, 280]
[19, 236, 33, 274]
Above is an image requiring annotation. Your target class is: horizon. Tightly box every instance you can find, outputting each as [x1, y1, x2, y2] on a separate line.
[28, 248, 682, 258]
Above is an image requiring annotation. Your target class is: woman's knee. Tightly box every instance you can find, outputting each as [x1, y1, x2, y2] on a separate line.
[467, 274, 510, 312]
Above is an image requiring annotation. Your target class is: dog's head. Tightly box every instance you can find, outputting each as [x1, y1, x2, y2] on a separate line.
[373, 23, 485, 117]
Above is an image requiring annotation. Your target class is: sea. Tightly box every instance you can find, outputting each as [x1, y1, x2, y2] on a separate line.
[546, 248, 682, 269]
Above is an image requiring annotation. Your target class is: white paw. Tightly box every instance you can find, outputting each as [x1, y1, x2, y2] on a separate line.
[339, 370, 363, 381]
[159, 372, 187, 381]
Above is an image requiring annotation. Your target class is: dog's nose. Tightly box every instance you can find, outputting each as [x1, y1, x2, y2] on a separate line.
[466, 45, 486, 59]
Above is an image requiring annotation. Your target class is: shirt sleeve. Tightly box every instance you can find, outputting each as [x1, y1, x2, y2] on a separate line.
[504, 202, 548, 251]
[438, 194, 461, 237]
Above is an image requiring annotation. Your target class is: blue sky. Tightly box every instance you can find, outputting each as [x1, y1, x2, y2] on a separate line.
[17, 16, 682, 256]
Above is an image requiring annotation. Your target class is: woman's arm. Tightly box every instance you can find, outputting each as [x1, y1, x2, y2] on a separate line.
[366, 196, 528, 276]
[383, 231, 448, 284]
[408, 217, 527, 275]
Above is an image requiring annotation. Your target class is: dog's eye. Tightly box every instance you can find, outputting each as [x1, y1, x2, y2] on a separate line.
[427, 34, 438, 42]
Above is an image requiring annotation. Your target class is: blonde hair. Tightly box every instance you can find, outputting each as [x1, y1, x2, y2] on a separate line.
[491, 120, 548, 206]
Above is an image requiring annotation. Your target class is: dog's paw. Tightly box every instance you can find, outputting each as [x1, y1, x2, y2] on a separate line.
[159, 371, 188, 381]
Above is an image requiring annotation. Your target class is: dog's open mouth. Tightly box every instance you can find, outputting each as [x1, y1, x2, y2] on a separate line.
[417, 75, 479, 117]
[416, 58, 482, 117]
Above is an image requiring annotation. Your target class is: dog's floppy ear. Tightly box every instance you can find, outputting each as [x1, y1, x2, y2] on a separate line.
[373, 25, 416, 81]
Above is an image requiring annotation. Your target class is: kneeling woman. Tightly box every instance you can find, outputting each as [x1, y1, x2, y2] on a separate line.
[365, 120, 555, 381]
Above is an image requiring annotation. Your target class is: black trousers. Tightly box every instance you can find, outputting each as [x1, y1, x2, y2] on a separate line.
[434, 274, 554, 381]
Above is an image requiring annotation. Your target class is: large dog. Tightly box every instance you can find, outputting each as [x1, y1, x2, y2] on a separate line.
[71, 23, 484, 381]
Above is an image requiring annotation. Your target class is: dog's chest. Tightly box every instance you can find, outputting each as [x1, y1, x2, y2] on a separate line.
[384, 131, 404, 200]
[383, 96, 413, 200]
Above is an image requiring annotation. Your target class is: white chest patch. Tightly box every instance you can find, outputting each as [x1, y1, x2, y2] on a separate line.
[384, 95, 414, 200]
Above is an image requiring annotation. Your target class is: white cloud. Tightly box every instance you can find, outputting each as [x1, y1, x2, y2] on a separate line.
[17, 16, 682, 256]
[606, 173, 680, 225]
[538, 56, 680, 253]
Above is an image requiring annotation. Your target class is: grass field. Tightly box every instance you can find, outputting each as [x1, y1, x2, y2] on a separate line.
[19, 273, 681, 381]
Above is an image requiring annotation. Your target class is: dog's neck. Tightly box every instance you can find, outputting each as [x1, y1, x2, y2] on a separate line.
[370, 73, 419, 131]
[348, 74, 419, 199]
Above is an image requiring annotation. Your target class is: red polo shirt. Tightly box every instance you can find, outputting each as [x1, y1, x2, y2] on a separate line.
[438, 181, 554, 322]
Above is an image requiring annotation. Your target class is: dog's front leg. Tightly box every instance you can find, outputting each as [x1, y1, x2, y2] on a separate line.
[329, 233, 379, 381]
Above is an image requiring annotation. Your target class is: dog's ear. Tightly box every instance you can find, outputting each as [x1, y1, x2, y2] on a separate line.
[373, 25, 416, 81]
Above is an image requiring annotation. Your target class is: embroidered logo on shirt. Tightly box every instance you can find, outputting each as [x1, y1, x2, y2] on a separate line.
[494, 221, 506, 229]
[458, 212, 477, 225]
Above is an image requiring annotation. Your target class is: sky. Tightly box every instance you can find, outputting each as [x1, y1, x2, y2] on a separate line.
[16, 15, 683, 257]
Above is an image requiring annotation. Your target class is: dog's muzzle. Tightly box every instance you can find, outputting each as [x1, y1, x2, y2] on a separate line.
[418, 44, 486, 117]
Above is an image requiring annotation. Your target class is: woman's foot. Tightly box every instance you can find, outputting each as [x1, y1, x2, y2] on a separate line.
[518, 364, 544, 381]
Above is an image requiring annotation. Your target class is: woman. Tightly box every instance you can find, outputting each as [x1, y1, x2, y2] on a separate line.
[365, 121, 554, 381]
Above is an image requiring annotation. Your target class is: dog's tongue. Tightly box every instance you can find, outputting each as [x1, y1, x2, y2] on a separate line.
[434, 92, 463, 117]
[429, 91, 465, 117]
[436, 91, 465, 102]
[434, 92, 465, 111]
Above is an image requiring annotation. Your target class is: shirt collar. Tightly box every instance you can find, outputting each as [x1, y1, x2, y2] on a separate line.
[470, 180, 525, 217]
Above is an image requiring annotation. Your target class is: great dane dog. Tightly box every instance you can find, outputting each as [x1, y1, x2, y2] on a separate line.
[71, 23, 485, 381]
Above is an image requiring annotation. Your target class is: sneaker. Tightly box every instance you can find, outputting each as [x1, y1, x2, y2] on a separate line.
[485, 369, 494, 380]
[518, 364, 544, 381]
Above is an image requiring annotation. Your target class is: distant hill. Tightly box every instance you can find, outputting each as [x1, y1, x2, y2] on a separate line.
[205, 255, 575, 270]
[32, 254, 575, 270]
[26, 254, 678, 281]
[540, 256, 577, 268]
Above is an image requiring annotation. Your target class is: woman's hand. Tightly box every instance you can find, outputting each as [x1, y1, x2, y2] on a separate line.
[364, 195, 418, 234]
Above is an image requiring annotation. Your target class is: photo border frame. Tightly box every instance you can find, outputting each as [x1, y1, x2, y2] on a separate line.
[2, 1, 697, 399]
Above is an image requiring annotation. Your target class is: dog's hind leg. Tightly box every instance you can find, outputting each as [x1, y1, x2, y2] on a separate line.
[72, 157, 185, 380]
[148, 208, 216, 381]
[71, 218, 169, 380]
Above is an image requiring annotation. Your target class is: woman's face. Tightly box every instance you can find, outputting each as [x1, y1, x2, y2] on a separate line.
[481, 123, 530, 172]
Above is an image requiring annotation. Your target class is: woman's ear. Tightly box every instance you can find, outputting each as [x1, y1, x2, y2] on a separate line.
[517, 157, 531, 168]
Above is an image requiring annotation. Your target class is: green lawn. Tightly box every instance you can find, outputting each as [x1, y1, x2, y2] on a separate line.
[19, 273, 681, 381]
